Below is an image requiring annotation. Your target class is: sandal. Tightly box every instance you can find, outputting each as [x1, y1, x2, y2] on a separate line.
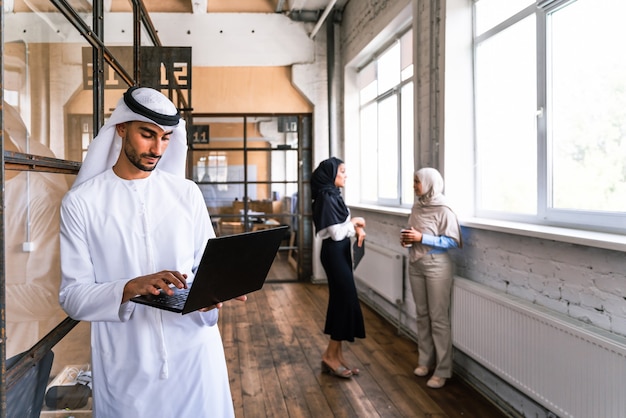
[321, 361, 352, 379]
[342, 363, 360, 375]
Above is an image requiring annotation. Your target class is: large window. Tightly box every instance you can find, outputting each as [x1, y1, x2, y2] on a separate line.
[357, 29, 414, 207]
[474, 0, 626, 233]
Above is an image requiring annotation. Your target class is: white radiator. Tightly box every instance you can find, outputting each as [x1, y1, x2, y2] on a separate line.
[452, 277, 626, 418]
[353, 242, 405, 304]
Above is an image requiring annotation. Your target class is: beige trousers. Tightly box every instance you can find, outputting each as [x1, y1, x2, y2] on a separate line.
[408, 253, 453, 378]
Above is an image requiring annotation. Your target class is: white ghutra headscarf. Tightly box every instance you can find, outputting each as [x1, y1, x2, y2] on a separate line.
[72, 86, 187, 188]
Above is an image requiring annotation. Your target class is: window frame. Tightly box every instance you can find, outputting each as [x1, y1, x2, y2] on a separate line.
[356, 28, 415, 208]
[473, 0, 626, 234]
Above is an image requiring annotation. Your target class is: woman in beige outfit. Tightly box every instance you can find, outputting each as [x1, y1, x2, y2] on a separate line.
[401, 168, 462, 389]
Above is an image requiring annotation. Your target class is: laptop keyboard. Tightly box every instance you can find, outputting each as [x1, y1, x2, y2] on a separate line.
[152, 288, 190, 309]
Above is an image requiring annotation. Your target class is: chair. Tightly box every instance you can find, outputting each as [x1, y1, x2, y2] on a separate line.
[6, 349, 55, 417]
[219, 220, 245, 236]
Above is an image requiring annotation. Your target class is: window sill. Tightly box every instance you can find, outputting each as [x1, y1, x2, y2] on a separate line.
[461, 218, 626, 253]
[348, 204, 626, 253]
[348, 204, 626, 252]
[348, 203, 410, 217]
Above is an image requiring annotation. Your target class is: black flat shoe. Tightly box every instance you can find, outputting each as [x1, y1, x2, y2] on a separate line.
[321, 361, 352, 379]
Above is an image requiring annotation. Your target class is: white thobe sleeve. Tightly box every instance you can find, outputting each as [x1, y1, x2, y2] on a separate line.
[59, 194, 129, 322]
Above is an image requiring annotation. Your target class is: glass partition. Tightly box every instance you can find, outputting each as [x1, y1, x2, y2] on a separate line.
[189, 115, 302, 280]
[2, 3, 310, 413]
[2, 1, 137, 412]
[3, 6, 99, 385]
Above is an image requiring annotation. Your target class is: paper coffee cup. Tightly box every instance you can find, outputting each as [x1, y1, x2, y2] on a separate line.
[401, 228, 412, 248]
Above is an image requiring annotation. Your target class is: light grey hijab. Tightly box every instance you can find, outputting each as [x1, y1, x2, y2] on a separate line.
[408, 167, 462, 261]
[416, 167, 447, 207]
[72, 87, 187, 188]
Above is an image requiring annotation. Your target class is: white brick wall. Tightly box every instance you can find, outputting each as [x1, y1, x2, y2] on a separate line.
[455, 229, 626, 337]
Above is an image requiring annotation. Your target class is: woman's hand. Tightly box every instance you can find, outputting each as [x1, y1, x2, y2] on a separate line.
[351, 216, 366, 229]
[400, 227, 422, 246]
[355, 227, 366, 247]
[350, 216, 366, 247]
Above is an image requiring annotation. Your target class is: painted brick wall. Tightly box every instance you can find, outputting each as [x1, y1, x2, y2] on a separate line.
[455, 228, 626, 336]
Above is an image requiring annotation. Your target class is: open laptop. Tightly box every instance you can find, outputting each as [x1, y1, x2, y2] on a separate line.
[131, 225, 288, 314]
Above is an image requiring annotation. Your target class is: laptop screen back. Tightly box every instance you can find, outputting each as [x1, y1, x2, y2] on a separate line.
[181, 225, 288, 313]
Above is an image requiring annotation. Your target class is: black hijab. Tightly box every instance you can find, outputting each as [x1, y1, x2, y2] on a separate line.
[311, 157, 350, 232]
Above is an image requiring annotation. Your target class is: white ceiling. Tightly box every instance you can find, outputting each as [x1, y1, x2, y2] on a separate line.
[3, 0, 349, 66]
[5, 0, 349, 15]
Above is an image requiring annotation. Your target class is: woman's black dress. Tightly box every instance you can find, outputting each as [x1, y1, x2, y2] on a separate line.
[320, 237, 365, 342]
[311, 157, 366, 343]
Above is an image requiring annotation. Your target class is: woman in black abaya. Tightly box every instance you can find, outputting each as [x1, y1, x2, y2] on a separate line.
[311, 157, 366, 379]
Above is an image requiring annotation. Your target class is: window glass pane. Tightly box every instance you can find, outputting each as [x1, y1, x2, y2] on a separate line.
[360, 81, 377, 105]
[194, 149, 245, 213]
[4, 89, 19, 107]
[3, 39, 94, 163]
[358, 61, 376, 88]
[264, 182, 297, 229]
[3, 170, 73, 358]
[3, 3, 102, 373]
[401, 82, 415, 205]
[201, 152, 228, 185]
[401, 64, 413, 82]
[377, 95, 398, 200]
[247, 149, 282, 201]
[548, 0, 626, 212]
[360, 103, 378, 202]
[377, 43, 400, 95]
[265, 149, 298, 183]
[400, 29, 413, 71]
[359, 62, 377, 104]
[191, 116, 244, 215]
[354, 28, 412, 207]
[475, 0, 534, 35]
[475, 16, 536, 214]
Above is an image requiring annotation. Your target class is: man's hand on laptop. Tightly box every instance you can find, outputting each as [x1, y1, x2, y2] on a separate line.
[198, 295, 248, 312]
[122, 271, 188, 303]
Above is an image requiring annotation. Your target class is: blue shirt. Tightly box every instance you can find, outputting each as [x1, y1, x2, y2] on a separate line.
[421, 233, 459, 254]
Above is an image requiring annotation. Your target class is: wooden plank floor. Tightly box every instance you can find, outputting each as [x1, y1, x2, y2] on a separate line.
[220, 281, 509, 418]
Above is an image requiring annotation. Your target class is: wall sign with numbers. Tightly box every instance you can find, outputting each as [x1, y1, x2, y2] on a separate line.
[189, 125, 210, 147]
[82, 46, 191, 108]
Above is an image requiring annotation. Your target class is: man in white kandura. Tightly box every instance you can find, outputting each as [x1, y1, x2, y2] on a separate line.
[59, 86, 240, 417]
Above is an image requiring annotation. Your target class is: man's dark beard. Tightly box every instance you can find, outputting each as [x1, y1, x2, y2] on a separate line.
[124, 141, 160, 172]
